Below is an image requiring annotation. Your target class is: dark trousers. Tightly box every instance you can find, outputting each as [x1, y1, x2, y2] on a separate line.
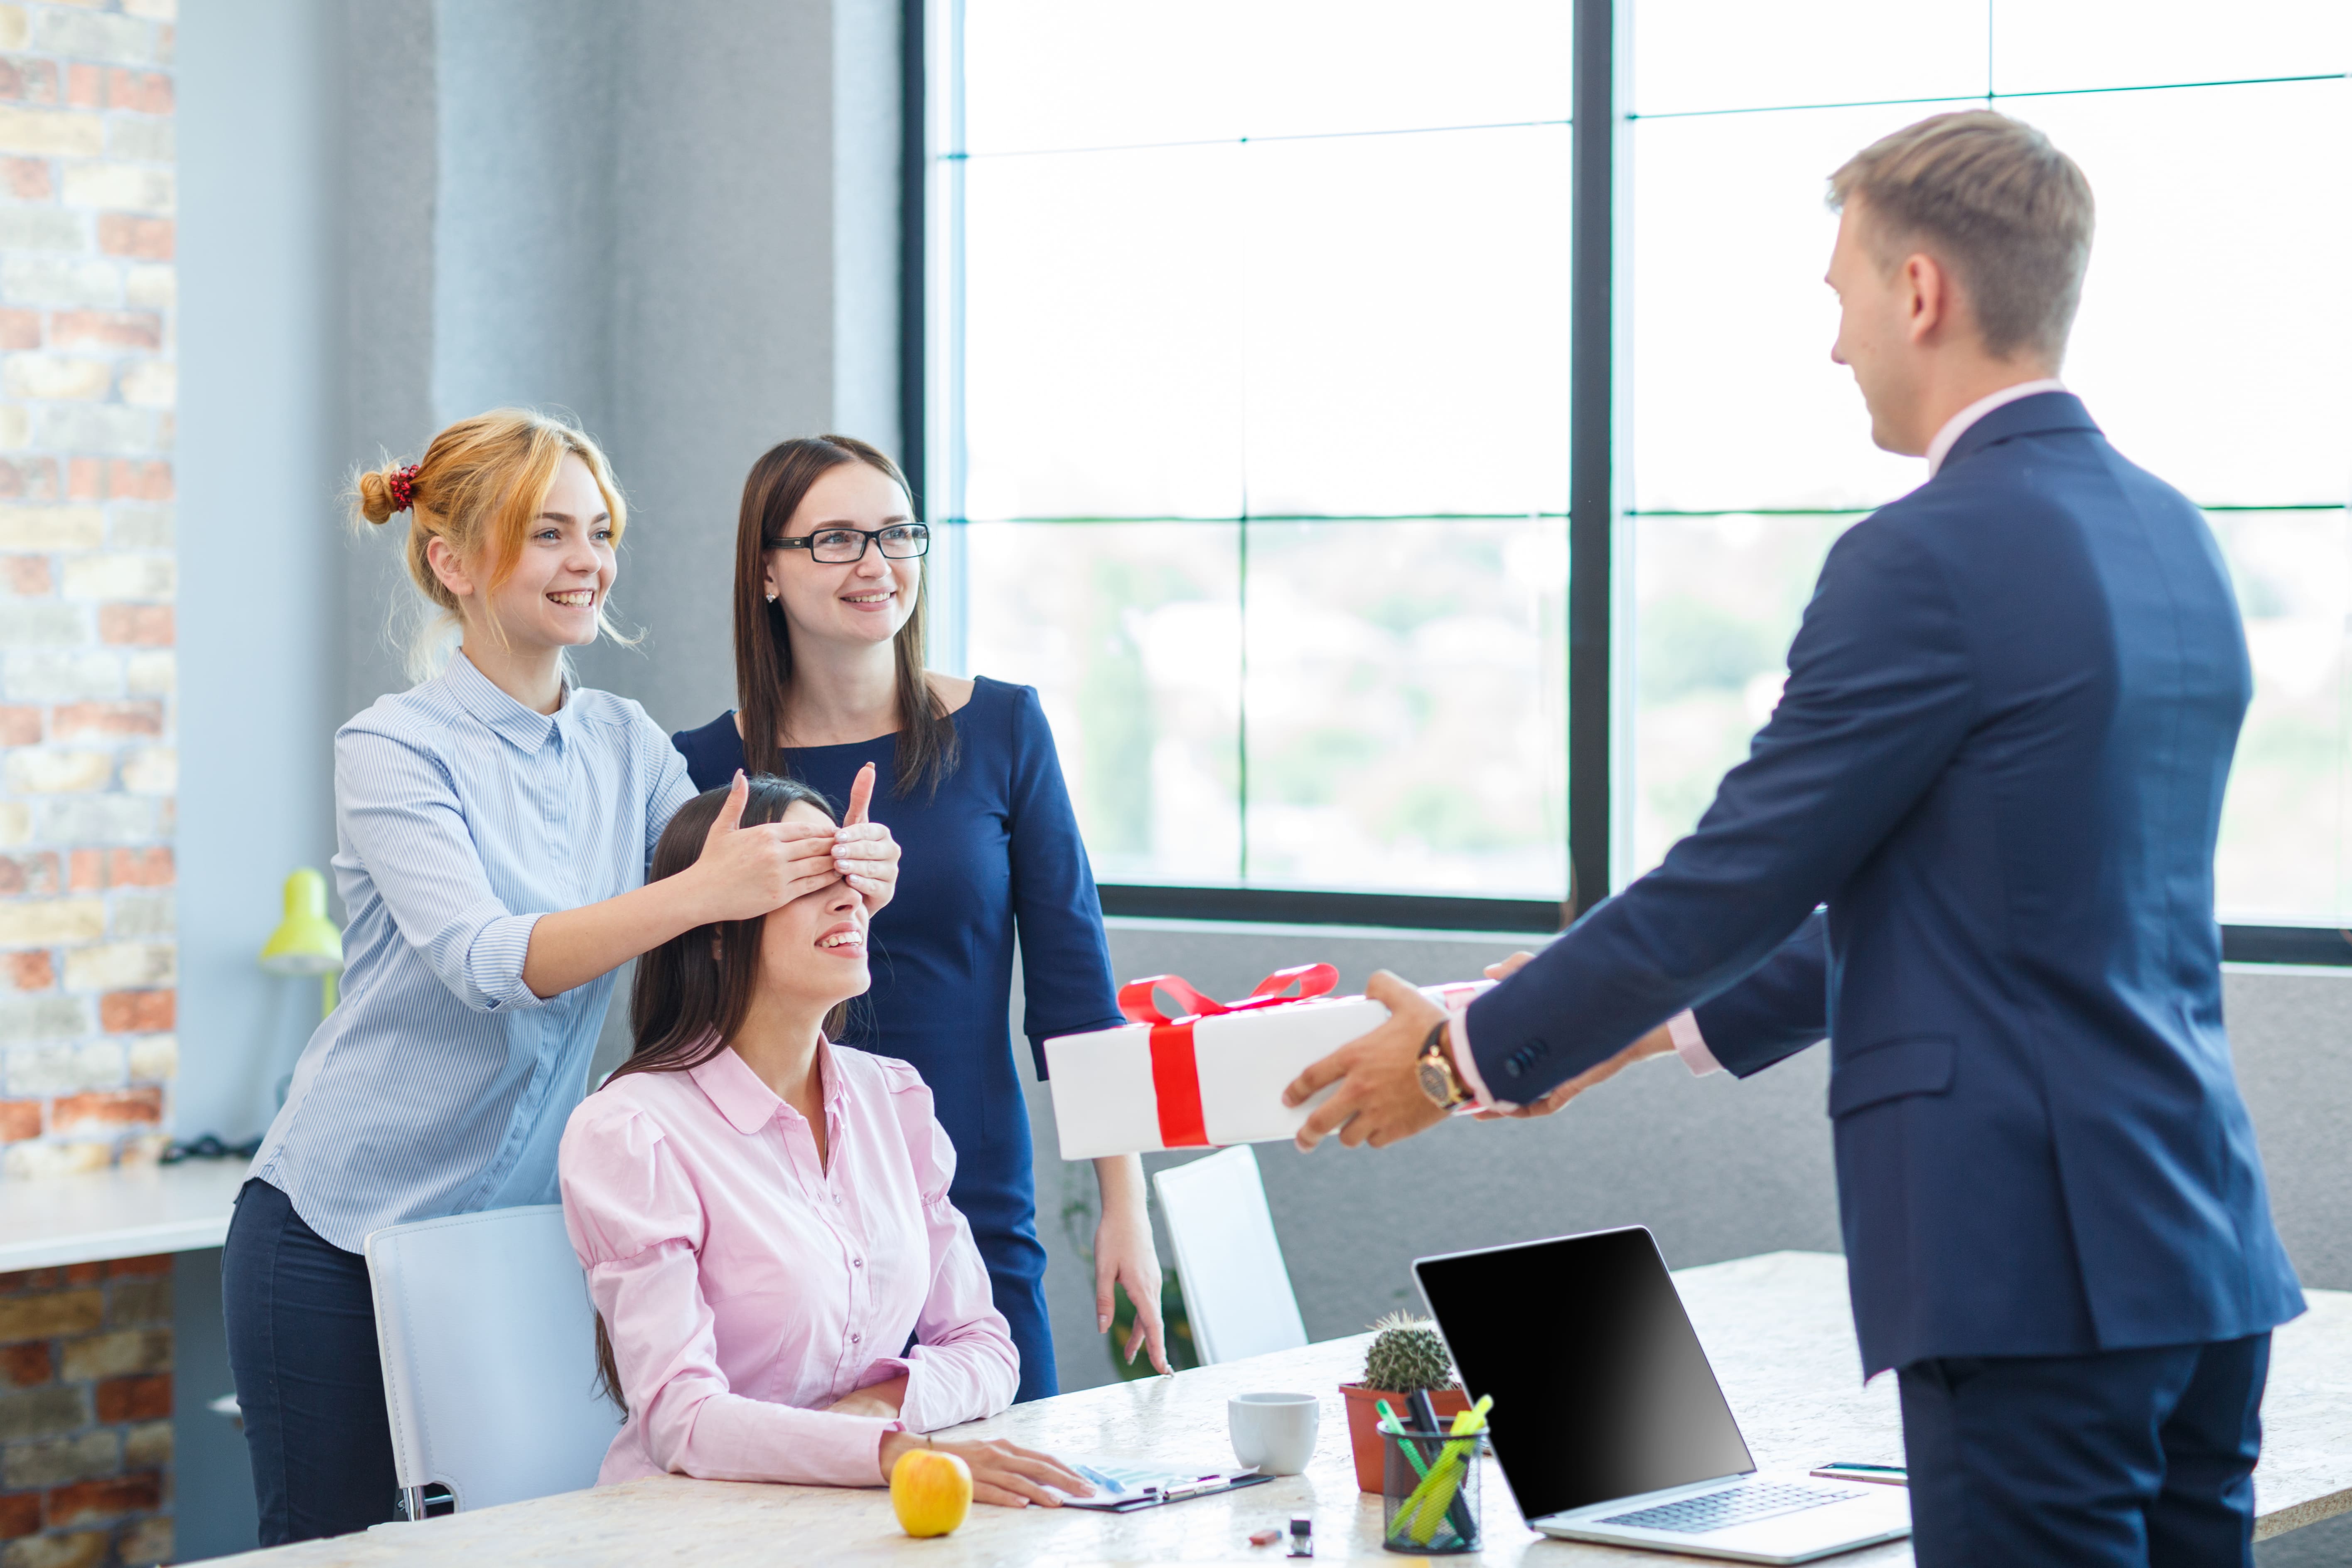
[1899, 1332, 2270, 1568]
[222, 1179, 399, 1544]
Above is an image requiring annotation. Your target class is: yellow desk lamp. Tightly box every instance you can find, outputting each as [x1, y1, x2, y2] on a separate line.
[259, 868, 345, 1018]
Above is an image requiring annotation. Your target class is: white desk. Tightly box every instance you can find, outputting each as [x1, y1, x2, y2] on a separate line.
[208, 1251, 2352, 1565]
[0, 1158, 246, 1271]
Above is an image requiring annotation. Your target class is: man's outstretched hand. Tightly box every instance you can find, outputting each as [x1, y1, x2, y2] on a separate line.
[1283, 971, 1454, 1151]
[1280, 953, 1684, 1146]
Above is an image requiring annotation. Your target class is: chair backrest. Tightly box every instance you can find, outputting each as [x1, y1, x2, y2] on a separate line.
[1153, 1145, 1308, 1365]
[364, 1205, 615, 1513]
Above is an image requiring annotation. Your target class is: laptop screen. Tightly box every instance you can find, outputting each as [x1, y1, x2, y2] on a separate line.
[1414, 1227, 1755, 1521]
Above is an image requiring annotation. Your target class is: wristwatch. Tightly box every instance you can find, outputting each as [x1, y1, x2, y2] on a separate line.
[1416, 1018, 1471, 1110]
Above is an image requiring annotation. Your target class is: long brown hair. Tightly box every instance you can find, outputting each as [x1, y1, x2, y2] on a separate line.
[592, 775, 851, 1409]
[733, 435, 958, 797]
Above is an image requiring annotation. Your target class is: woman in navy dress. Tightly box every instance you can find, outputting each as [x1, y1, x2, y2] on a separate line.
[672, 435, 1165, 1398]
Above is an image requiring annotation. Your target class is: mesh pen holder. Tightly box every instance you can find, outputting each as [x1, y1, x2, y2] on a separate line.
[1381, 1430, 1482, 1554]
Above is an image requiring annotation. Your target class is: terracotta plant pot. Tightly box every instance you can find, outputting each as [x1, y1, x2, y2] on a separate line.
[1340, 1382, 1471, 1492]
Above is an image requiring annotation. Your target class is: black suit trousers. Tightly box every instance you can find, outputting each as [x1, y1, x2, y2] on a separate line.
[1899, 1332, 2270, 1568]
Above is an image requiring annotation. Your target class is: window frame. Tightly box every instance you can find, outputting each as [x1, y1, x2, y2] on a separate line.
[910, 0, 2352, 965]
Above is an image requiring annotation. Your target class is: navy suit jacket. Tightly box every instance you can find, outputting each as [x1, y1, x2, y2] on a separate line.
[1467, 393, 2304, 1376]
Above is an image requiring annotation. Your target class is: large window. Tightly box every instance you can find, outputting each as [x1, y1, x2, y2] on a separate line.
[931, 0, 2350, 944]
[935, 2, 1573, 904]
[1626, 0, 2350, 934]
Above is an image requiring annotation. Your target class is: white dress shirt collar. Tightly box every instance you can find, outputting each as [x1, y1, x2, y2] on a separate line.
[1924, 377, 2068, 477]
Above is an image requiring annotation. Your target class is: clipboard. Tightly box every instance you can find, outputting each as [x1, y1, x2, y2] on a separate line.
[1056, 1459, 1277, 1512]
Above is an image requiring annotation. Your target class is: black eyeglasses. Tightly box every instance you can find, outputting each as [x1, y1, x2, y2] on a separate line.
[769, 523, 931, 563]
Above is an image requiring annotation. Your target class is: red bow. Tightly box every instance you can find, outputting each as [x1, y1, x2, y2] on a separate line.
[1114, 965, 1339, 1147]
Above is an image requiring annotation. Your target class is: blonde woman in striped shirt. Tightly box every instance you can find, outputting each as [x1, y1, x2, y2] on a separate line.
[224, 410, 901, 1544]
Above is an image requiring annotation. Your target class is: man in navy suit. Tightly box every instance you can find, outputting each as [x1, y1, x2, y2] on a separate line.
[1286, 111, 2303, 1566]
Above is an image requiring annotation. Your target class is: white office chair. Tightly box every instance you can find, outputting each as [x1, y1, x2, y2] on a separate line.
[364, 1205, 617, 1519]
[1153, 1145, 1308, 1364]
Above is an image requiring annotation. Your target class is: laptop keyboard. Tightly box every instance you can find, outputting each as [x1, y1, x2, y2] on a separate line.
[1598, 1480, 1863, 1534]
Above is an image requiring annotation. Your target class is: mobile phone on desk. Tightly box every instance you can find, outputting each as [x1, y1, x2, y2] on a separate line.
[1810, 1463, 1907, 1487]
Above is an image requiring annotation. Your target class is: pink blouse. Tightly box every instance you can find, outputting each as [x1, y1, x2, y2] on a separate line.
[557, 1040, 1019, 1487]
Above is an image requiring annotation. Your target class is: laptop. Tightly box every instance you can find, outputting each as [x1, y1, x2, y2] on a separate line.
[1413, 1228, 1910, 1564]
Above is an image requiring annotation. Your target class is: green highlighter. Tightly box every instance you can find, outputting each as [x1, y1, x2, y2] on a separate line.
[1373, 1400, 1432, 1481]
[1389, 1394, 1493, 1548]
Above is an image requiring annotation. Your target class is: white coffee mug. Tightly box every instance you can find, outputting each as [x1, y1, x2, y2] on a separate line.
[1229, 1391, 1321, 1475]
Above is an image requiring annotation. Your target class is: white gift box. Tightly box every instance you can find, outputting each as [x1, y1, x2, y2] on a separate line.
[1043, 966, 1494, 1161]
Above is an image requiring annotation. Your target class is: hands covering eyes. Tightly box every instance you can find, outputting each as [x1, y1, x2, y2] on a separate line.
[690, 764, 902, 922]
[830, 763, 901, 914]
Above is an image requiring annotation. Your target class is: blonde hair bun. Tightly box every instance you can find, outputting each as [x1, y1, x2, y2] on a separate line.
[355, 465, 408, 526]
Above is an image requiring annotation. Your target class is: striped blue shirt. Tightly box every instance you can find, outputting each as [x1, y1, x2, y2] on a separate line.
[251, 652, 698, 1252]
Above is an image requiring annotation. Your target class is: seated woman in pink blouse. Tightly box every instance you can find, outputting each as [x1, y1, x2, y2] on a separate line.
[559, 773, 1091, 1506]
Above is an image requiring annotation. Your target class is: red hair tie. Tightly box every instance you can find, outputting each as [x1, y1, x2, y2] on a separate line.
[386, 463, 420, 513]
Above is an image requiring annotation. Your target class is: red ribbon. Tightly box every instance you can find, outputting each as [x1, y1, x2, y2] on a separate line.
[1116, 963, 1339, 1025]
[1115, 965, 1340, 1147]
[1148, 1022, 1209, 1148]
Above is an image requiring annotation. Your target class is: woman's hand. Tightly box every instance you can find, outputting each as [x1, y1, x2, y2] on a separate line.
[832, 762, 902, 915]
[824, 1373, 907, 1420]
[1093, 1155, 1170, 1374]
[877, 1433, 1093, 1508]
[686, 772, 843, 921]
[519, 770, 836, 997]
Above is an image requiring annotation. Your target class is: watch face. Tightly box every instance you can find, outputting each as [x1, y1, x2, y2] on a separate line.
[1418, 1060, 1455, 1107]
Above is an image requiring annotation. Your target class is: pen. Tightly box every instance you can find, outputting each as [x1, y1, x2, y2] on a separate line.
[1375, 1400, 1432, 1481]
[1138, 1473, 1225, 1499]
[1435, 1396, 1494, 1541]
[1439, 1400, 1491, 1543]
[1811, 1462, 1908, 1487]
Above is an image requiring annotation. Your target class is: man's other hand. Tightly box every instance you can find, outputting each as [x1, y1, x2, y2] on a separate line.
[1471, 1021, 1679, 1120]
[1283, 971, 1453, 1151]
[1483, 949, 1536, 982]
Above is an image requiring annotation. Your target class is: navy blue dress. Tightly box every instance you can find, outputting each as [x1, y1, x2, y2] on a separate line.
[671, 677, 1122, 1401]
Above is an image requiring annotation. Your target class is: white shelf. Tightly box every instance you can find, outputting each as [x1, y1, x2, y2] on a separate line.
[0, 1159, 247, 1272]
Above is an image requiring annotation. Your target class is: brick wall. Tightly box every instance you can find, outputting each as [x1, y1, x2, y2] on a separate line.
[0, 1256, 171, 1567]
[0, 0, 177, 1174]
[0, 2, 176, 1564]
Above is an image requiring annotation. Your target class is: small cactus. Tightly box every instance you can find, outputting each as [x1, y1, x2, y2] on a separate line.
[1361, 1311, 1457, 1394]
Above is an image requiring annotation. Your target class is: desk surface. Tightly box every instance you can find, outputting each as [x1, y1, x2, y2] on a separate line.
[0, 1158, 246, 1272]
[218, 1250, 2352, 1566]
